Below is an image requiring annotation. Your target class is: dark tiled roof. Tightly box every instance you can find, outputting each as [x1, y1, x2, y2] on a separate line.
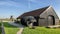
[17, 6, 50, 19]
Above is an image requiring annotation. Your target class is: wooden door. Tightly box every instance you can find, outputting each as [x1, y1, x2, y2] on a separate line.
[48, 15, 55, 26]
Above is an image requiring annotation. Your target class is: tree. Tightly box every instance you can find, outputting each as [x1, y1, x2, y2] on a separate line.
[10, 15, 13, 21]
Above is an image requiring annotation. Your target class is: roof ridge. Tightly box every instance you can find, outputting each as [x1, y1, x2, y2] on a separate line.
[27, 6, 50, 13]
[17, 6, 50, 19]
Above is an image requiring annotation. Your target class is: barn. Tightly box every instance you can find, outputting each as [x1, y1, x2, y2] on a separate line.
[17, 6, 59, 26]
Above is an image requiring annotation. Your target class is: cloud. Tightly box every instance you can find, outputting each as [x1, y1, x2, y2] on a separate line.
[0, 0, 25, 8]
[28, 0, 39, 3]
[29, 0, 37, 2]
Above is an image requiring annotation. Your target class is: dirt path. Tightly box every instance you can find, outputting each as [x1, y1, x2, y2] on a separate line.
[17, 27, 24, 34]
[8, 22, 24, 34]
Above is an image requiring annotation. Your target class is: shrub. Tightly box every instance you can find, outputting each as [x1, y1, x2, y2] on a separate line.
[0, 23, 2, 34]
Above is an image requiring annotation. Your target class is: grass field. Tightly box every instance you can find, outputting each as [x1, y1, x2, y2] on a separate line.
[3, 22, 20, 34]
[22, 27, 60, 34]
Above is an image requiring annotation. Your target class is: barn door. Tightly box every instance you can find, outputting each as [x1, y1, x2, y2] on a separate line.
[48, 15, 55, 26]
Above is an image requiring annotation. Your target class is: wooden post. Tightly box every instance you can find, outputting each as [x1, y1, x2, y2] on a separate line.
[1, 19, 5, 34]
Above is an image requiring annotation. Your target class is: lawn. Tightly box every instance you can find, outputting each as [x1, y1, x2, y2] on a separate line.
[22, 27, 60, 34]
[3, 22, 20, 34]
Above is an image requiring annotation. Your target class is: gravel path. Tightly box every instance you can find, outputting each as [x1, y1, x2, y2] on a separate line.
[8, 22, 24, 34]
[17, 27, 24, 34]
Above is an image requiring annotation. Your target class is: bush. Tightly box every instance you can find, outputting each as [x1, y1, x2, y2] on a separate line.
[14, 20, 20, 24]
[0, 23, 2, 34]
[0, 23, 1, 26]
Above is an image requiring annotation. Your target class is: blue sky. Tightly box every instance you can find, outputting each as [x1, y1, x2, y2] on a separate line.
[0, 0, 60, 18]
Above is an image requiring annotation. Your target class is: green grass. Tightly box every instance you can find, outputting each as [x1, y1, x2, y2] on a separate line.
[22, 27, 60, 34]
[3, 22, 20, 34]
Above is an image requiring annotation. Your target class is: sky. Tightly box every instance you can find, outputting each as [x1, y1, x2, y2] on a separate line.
[0, 0, 60, 19]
